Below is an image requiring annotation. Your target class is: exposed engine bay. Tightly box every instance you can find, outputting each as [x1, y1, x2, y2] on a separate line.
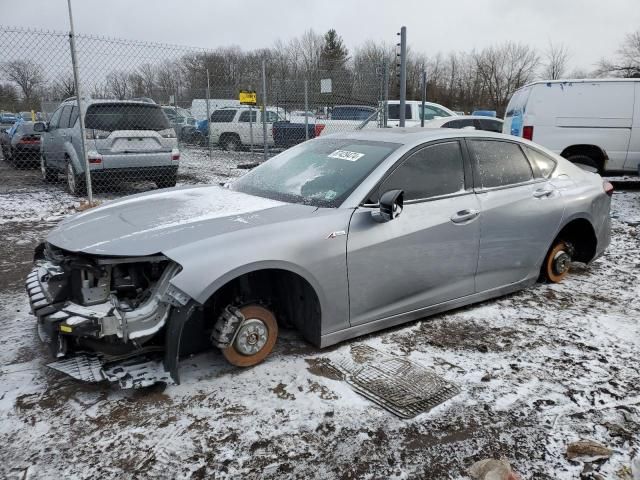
[26, 242, 192, 387]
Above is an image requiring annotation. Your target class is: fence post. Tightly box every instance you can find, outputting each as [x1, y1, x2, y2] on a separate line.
[205, 68, 212, 159]
[383, 60, 389, 128]
[261, 59, 269, 161]
[304, 79, 309, 141]
[398, 26, 407, 128]
[66, 0, 93, 204]
[421, 70, 427, 127]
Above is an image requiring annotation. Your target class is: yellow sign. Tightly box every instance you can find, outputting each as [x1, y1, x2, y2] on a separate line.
[239, 90, 257, 105]
[60, 325, 73, 333]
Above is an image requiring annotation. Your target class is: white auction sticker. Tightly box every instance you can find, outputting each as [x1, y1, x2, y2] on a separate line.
[328, 150, 365, 161]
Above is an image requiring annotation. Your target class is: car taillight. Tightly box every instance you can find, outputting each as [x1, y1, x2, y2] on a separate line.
[87, 151, 102, 164]
[603, 181, 614, 197]
[314, 124, 325, 137]
[171, 148, 180, 161]
[85, 129, 110, 140]
[159, 128, 176, 138]
[522, 125, 534, 140]
[18, 135, 40, 144]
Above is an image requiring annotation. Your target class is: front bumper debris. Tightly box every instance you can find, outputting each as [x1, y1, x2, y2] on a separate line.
[48, 354, 172, 389]
[26, 257, 188, 388]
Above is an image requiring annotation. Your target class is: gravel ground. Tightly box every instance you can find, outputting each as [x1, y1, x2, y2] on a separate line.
[0, 151, 639, 480]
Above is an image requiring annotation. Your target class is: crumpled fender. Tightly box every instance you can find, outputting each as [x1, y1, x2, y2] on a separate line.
[163, 300, 199, 384]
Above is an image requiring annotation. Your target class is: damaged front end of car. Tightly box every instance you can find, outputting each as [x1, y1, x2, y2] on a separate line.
[26, 242, 193, 388]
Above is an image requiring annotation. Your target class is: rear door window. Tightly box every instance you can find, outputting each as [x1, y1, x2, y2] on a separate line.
[505, 88, 531, 118]
[468, 140, 533, 188]
[85, 103, 170, 131]
[210, 110, 237, 123]
[380, 141, 466, 201]
[238, 110, 258, 122]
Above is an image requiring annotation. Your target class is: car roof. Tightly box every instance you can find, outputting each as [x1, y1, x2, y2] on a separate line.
[61, 98, 161, 107]
[321, 127, 513, 148]
[518, 78, 640, 91]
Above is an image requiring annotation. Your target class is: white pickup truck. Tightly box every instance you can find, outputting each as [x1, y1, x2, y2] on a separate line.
[208, 106, 284, 151]
[386, 100, 456, 127]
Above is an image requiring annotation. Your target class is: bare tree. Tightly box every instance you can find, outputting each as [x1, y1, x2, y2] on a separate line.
[2, 60, 45, 104]
[51, 74, 76, 100]
[596, 30, 640, 77]
[0, 82, 19, 111]
[473, 42, 539, 114]
[542, 42, 570, 80]
[105, 71, 130, 99]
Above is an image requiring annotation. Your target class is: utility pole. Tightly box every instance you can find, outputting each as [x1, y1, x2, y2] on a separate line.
[383, 60, 389, 128]
[205, 69, 212, 159]
[421, 70, 427, 127]
[261, 60, 269, 161]
[398, 26, 407, 128]
[66, 0, 93, 204]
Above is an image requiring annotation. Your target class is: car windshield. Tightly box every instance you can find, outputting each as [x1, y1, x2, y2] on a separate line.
[232, 138, 401, 207]
[85, 103, 170, 131]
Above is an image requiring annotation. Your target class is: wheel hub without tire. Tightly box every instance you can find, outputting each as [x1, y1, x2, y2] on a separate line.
[234, 318, 268, 356]
[553, 251, 571, 275]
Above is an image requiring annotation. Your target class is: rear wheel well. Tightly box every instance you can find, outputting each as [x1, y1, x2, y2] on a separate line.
[204, 269, 322, 346]
[219, 132, 241, 146]
[554, 218, 598, 264]
[560, 145, 607, 172]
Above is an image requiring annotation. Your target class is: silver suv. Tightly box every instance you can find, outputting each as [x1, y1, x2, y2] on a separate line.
[35, 98, 180, 194]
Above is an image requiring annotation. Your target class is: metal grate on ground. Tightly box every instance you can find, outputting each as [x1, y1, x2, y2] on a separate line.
[334, 344, 460, 419]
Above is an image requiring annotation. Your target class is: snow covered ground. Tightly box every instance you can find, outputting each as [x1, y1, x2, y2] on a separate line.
[0, 154, 638, 479]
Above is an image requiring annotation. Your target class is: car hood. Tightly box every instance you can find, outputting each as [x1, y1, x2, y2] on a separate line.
[47, 185, 317, 256]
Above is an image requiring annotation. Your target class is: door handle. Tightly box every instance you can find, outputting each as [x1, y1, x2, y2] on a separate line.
[533, 188, 554, 198]
[450, 209, 480, 224]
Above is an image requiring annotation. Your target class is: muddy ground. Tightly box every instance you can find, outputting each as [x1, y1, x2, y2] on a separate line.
[0, 156, 639, 480]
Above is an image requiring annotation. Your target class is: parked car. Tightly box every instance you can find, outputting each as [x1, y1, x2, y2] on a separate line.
[503, 78, 640, 174]
[26, 128, 611, 388]
[161, 105, 198, 142]
[0, 112, 17, 127]
[424, 115, 504, 132]
[35, 98, 179, 194]
[1, 121, 41, 167]
[472, 110, 497, 117]
[387, 100, 457, 127]
[208, 106, 283, 150]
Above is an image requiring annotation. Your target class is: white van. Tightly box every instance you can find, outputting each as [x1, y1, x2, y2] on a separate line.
[503, 79, 640, 174]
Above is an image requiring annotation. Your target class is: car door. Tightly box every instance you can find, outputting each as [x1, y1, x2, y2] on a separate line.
[43, 106, 65, 167]
[467, 138, 565, 292]
[238, 109, 259, 147]
[347, 140, 481, 326]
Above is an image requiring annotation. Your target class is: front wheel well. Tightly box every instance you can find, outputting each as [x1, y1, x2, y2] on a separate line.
[204, 268, 322, 346]
[554, 218, 598, 264]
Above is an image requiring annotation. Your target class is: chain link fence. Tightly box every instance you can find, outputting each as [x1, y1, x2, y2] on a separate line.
[0, 26, 388, 201]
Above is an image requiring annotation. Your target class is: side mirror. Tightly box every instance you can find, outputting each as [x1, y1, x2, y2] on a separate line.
[372, 189, 404, 223]
[33, 121, 47, 133]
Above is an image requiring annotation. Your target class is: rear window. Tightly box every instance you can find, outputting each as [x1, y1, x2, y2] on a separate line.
[85, 103, 170, 131]
[331, 107, 374, 121]
[505, 88, 531, 118]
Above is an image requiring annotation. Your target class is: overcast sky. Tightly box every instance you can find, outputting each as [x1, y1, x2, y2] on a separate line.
[2, 0, 639, 72]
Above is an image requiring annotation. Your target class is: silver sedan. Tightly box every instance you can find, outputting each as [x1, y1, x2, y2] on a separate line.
[27, 128, 612, 386]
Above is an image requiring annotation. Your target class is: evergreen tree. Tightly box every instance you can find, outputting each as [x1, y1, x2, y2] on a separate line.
[320, 29, 349, 71]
